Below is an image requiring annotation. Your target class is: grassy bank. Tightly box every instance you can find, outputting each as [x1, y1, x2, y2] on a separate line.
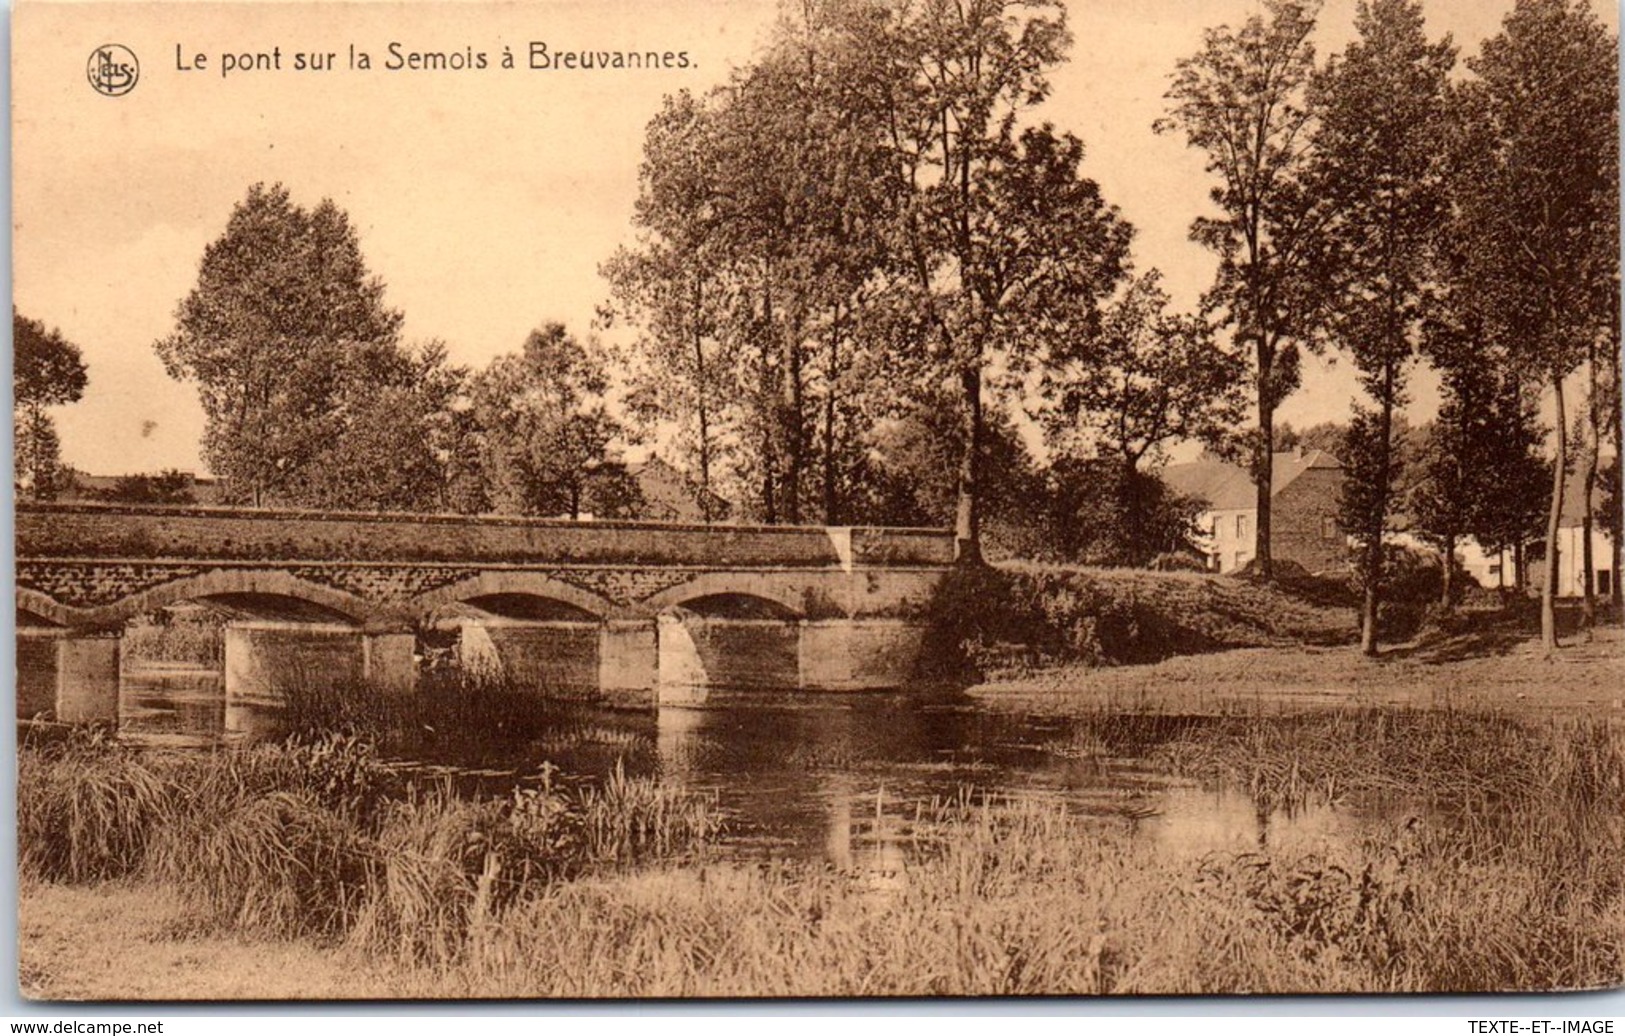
[974, 624, 1625, 718]
[931, 563, 1356, 677]
[19, 706, 1624, 997]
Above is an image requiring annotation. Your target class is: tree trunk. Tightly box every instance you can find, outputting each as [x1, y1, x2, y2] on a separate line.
[782, 309, 805, 525]
[1581, 444, 1597, 638]
[692, 274, 713, 524]
[954, 364, 983, 564]
[822, 303, 840, 526]
[1580, 350, 1600, 635]
[1613, 342, 1624, 623]
[1440, 533, 1455, 610]
[759, 275, 778, 524]
[1541, 373, 1567, 654]
[1362, 373, 1397, 657]
[1254, 374, 1274, 581]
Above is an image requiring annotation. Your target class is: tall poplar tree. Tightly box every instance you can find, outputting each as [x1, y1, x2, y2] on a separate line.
[1309, 0, 1454, 654]
[1448, 0, 1617, 651]
[1157, 0, 1325, 581]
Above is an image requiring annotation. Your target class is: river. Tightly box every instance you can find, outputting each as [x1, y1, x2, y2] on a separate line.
[111, 668, 1373, 873]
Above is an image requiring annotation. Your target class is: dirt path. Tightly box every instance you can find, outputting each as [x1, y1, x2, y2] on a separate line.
[18, 881, 412, 1001]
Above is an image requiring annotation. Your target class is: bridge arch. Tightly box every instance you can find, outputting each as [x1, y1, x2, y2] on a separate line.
[20, 569, 381, 630]
[16, 589, 74, 629]
[645, 573, 821, 620]
[411, 570, 614, 624]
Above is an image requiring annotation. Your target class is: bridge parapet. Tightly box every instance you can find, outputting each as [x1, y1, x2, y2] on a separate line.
[17, 503, 954, 569]
[17, 504, 956, 697]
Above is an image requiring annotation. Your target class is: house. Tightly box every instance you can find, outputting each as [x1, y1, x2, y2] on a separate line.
[1161, 448, 1346, 574]
[1458, 475, 1619, 599]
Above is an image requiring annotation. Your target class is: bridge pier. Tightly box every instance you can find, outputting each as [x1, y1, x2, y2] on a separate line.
[224, 622, 415, 701]
[456, 619, 600, 691]
[798, 619, 929, 691]
[362, 631, 418, 694]
[16, 628, 121, 723]
[653, 616, 930, 700]
[600, 620, 658, 694]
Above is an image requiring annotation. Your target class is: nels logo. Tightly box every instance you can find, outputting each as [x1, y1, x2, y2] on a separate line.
[87, 44, 139, 96]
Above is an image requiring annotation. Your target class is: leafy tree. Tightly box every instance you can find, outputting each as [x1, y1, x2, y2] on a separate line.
[13, 309, 88, 500]
[1309, 0, 1454, 653]
[608, 0, 1132, 543]
[471, 323, 624, 519]
[155, 183, 405, 506]
[1037, 456, 1206, 567]
[888, 0, 1133, 559]
[848, 386, 1040, 549]
[1338, 407, 1408, 627]
[1414, 359, 1550, 592]
[1036, 269, 1244, 555]
[292, 342, 468, 513]
[1408, 414, 1473, 604]
[608, 3, 909, 528]
[1274, 421, 1349, 456]
[1157, 0, 1326, 580]
[604, 91, 749, 523]
[1039, 270, 1245, 469]
[1447, 0, 1617, 650]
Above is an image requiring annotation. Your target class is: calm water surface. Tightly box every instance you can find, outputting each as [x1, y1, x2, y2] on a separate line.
[116, 669, 1367, 870]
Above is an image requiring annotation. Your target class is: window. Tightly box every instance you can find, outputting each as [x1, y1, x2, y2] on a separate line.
[1600, 570, 1613, 598]
[1235, 514, 1247, 539]
[1321, 516, 1338, 540]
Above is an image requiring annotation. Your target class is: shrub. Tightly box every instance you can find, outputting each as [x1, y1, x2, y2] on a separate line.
[350, 789, 507, 967]
[930, 563, 1356, 678]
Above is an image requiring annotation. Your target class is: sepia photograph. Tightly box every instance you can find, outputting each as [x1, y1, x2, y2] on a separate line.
[10, 0, 1624, 1001]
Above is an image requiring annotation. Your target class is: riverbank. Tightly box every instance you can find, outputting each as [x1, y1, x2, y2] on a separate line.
[973, 624, 1625, 719]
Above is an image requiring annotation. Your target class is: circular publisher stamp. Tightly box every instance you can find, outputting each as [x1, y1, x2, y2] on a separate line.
[87, 44, 139, 96]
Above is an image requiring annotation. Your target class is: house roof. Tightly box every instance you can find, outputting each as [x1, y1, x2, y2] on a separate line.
[1557, 472, 1617, 529]
[1161, 450, 1342, 512]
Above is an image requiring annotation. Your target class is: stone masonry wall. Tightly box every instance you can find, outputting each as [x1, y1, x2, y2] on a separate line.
[1270, 469, 1348, 576]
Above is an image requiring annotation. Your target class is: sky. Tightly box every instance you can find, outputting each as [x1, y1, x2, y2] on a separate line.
[13, 0, 1616, 476]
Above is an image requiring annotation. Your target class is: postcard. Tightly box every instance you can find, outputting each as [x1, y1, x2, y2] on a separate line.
[13, 0, 1623, 1000]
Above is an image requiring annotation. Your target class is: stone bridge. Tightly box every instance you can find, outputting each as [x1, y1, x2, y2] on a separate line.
[16, 502, 956, 718]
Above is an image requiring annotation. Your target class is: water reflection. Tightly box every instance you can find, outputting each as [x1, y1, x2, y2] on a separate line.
[100, 671, 1365, 870]
[1149, 786, 1357, 861]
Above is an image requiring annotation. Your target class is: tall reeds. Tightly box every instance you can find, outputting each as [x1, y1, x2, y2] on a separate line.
[19, 710, 1623, 994]
[18, 727, 721, 961]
